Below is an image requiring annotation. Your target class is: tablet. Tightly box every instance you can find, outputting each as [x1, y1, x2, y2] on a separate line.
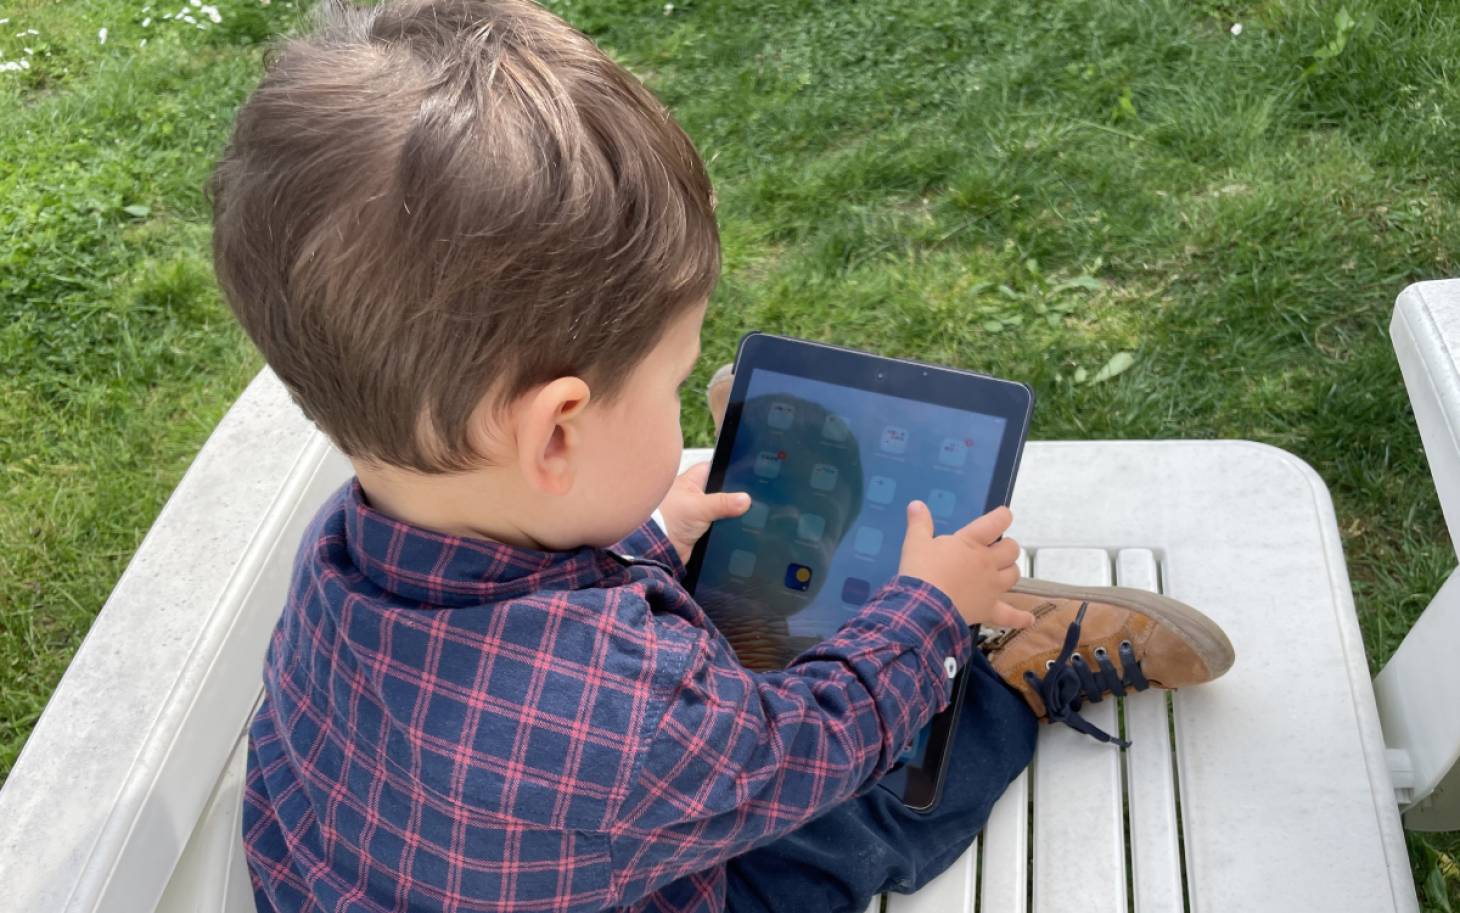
[684, 332, 1034, 812]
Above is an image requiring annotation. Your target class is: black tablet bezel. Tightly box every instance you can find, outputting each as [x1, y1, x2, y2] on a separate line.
[683, 332, 1034, 812]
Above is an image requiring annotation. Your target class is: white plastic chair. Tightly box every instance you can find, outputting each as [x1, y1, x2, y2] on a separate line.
[3, 280, 1458, 913]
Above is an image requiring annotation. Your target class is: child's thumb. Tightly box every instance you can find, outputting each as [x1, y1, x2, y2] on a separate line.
[708, 491, 752, 520]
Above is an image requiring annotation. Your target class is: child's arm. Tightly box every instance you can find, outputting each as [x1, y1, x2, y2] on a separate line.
[605, 574, 972, 904]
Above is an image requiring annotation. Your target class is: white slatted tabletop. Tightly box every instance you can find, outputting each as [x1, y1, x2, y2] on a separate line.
[883, 544, 1166, 913]
[680, 440, 1416, 913]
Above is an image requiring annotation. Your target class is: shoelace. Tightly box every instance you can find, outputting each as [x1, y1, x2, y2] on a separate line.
[1021, 601, 1151, 748]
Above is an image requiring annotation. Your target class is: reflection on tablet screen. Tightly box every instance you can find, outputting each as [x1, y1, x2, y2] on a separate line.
[696, 369, 1009, 766]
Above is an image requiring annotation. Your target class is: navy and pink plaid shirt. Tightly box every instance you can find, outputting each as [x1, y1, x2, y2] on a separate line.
[243, 476, 973, 912]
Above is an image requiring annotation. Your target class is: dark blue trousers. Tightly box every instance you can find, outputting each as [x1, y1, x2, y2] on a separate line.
[723, 648, 1038, 913]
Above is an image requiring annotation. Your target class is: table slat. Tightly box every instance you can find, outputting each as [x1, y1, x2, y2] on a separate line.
[1029, 548, 1127, 913]
[979, 768, 1030, 913]
[1115, 548, 1186, 913]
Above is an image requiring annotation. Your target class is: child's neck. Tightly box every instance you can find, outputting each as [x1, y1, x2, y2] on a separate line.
[351, 460, 546, 550]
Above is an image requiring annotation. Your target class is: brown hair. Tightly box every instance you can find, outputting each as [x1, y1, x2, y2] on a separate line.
[206, 0, 719, 473]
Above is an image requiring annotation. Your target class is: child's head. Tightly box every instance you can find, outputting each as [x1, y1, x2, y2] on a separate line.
[207, 0, 719, 549]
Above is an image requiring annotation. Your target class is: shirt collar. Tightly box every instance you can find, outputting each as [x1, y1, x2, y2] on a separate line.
[341, 477, 625, 606]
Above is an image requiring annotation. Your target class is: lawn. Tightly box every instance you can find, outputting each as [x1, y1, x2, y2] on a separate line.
[2, 0, 1458, 904]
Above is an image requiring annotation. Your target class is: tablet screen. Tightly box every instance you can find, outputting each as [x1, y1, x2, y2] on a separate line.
[694, 367, 1009, 766]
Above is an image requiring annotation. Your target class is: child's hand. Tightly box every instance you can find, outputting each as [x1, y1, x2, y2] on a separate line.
[897, 502, 1035, 629]
[657, 462, 751, 564]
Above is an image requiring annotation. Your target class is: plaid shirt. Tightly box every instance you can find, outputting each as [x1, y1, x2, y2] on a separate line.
[243, 476, 973, 913]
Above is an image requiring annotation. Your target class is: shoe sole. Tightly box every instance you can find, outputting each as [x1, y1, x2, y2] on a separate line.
[1009, 576, 1236, 678]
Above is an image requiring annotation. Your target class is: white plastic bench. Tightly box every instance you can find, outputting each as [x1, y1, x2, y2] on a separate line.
[3, 280, 1459, 913]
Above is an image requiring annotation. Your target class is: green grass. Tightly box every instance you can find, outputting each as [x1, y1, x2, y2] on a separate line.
[2, 0, 1459, 904]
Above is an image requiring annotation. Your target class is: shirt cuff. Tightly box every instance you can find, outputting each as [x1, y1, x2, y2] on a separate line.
[612, 515, 688, 580]
[857, 574, 974, 695]
[793, 574, 975, 770]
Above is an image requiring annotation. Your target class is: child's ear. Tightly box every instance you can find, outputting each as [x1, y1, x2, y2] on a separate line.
[514, 376, 592, 496]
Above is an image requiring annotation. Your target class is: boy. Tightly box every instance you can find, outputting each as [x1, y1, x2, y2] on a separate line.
[207, 0, 1235, 910]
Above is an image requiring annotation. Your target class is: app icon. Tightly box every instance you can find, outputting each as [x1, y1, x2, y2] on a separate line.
[754, 451, 783, 479]
[867, 475, 896, 505]
[729, 549, 757, 578]
[768, 402, 795, 430]
[841, 577, 871, 605]
[742, 501, 768, 529]
[797, 512, 826, 542]
[822, 414, 851, 443]
[784, 563, 814, 591]
[939, 437, 971, 468]
[810, 464, 838, 491]
[928, 488, 956, 518]
[854, 526, 884, 556]
[880, 426, 909, 454]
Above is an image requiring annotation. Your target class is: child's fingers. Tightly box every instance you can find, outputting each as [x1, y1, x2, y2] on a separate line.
[986, 599, 1035, 629]
[679, 461, 712, 489]
[955, 506, 1012, 547]
[902, 500, 934, 546]
[990, 537, 1021, 567]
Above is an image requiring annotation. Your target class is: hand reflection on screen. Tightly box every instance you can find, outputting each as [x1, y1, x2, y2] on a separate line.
[700, 392, 866, 672]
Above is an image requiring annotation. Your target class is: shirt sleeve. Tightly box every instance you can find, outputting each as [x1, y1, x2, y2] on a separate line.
[610, 515, 687, 581]
[606, 574, 973, 903]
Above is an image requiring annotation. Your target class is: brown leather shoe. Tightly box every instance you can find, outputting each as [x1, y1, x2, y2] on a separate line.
[984, 577, 1236, 746]
[707, 362, 734, 438]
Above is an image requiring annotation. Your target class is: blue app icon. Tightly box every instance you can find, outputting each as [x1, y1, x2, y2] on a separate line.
[784, 563, 814, 591]
[841, 577, 871, 605]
